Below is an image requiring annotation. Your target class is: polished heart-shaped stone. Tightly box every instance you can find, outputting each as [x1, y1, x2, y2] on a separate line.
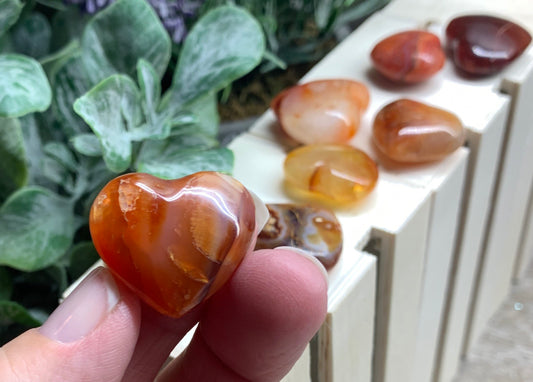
[271, 79, 370, 145]
[371, 30, 445, 83]
[89, 172, 258, 317]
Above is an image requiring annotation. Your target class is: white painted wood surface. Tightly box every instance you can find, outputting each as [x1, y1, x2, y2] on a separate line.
[316, 253, 377, 382]
[515, 189, 533, 280]
[379, 4, 533, 379]
[435, 103, 510, 382]
[465, 52, 533, 355]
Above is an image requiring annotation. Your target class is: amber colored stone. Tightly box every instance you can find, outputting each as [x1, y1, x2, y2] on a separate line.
[373, 99, 465, 163]
[271, 79, 370, 145]
[284, 144, 378, 205]
[446, 15, 532, 75]
[371, 30, 445, 83]
[255, 204, 343, 269]
[89, 172, 256, 318]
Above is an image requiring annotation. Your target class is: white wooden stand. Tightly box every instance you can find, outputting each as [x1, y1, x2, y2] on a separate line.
[373, 5, 533, 381]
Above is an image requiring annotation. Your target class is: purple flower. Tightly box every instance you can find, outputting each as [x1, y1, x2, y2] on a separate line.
[64, 0, 205, 44]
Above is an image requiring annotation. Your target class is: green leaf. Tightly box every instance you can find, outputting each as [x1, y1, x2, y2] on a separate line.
[169, 5, 265, 105]
[0, 187, 75, 272]
[187, 93, 219, 137]
[138, 59, 160, 117]
[40, 39, 80, 80]
[71, 133, 102, 157]
[42, 155, 73, 189]
[0, 0, 23, 37]
[0, 117, 28, 203]
[10, 12, 51, 59]
[73, 74, 142, 173]
[45, 264, 68, 294]
[81, 0, 171, 80]
[36, 0, 66, 10]
[138, 133, 219, 161]
[19, 114, 49, 186]
[137, 143, 234, 179]
[43, 142, 78, 172]
[135, 59, 170, 140]
[66, 242, 99, 280]
[50, 8, 88, 51]
[52, 54, 94, 137]
[0, 54, 52, 117]
[0, 267, 12, 300]
[0, 300, 42, 326]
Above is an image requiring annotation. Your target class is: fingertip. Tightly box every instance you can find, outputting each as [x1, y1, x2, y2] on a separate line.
[0, 267, 142, 382]
[162, 246, 328, 381]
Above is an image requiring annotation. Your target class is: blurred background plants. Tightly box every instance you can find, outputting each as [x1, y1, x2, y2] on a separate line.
[0, 0, 389, 344]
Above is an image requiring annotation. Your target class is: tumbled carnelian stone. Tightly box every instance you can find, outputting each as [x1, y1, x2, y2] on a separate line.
[271, 79, 370, 145]
[284, 144, 378, 206]
[446, 15, 532, 76]
[371, 30, 445, 83]
[89, 172, 256, 318]
[373, 99, 465, 163]
[256, 203, 343, 269]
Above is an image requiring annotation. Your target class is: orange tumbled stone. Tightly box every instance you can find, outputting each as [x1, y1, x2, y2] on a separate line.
[371, 30, 445, 83]
[89, 172, 257, 318]
[271, 79, 370, 145]
[284, 144, 378, 206]
[373, 99, 465, 163]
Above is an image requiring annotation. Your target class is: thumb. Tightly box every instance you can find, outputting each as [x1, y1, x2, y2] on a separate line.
[0, 267, 141, 382]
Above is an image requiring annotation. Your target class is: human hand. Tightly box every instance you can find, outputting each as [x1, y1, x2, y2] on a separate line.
[0, 247, 328, 381]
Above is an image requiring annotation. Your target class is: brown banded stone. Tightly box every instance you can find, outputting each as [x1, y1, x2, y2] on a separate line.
[255, 203, 343, 269]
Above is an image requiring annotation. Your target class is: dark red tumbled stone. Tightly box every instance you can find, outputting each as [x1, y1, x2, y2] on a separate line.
[446, 15, 532, 76]
[371, 30, 445, 83]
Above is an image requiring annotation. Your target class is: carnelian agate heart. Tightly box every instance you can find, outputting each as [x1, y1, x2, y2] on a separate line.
[371, 30, 445, 83]
[373, 99, 465, 163]
[271, 79, 370, 145]
[89, 172, 256, 317]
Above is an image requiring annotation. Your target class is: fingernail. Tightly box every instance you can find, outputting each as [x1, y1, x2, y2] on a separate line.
[275, 246, 329, 283]
[40, 267, 120, 343]
[249, 190, 269, 234]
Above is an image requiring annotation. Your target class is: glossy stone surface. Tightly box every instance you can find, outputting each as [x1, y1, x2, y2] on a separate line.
[284, 144, 378, 206]
[89, 172, 256, 318]
[371, 30, 445, 83]
[373, 99, 465, 163]
[271, 79, 370, 145]
[446, 15, 532, 76]
[255, 204, 343, 269]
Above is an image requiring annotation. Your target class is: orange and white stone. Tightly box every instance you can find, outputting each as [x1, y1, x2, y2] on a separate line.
[271, 79, 370, 145]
